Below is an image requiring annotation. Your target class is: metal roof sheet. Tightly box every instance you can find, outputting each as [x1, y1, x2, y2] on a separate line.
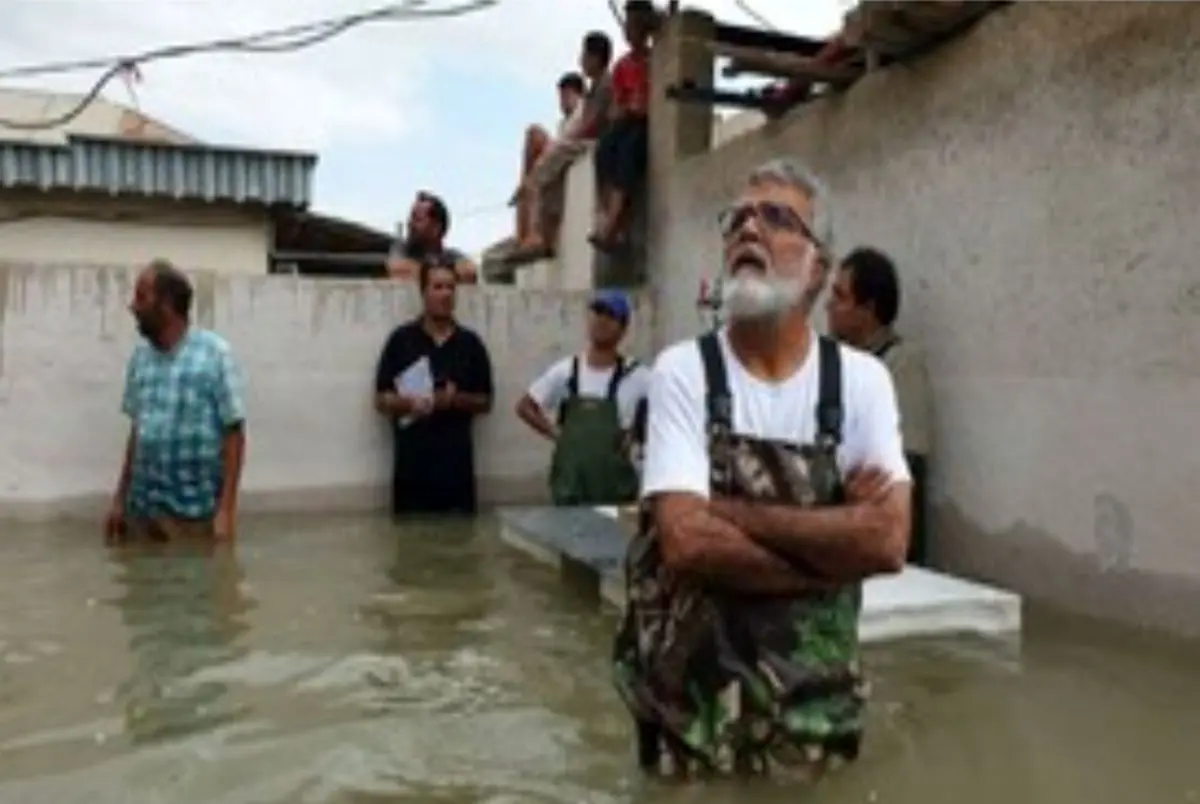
[0, 135, 316, 208]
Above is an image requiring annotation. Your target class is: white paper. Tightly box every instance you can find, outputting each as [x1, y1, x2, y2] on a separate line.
[394, 356, 433, 428]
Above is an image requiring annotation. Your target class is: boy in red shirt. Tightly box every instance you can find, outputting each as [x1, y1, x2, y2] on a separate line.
[589, 0, 660, 252]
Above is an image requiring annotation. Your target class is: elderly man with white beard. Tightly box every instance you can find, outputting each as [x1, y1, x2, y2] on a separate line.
[612, 158, 912, 782]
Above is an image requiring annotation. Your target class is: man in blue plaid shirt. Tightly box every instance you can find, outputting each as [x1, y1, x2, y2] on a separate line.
[104, 260, 247, 544]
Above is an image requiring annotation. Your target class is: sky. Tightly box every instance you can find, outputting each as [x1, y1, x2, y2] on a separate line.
[1, 0, 844, 255]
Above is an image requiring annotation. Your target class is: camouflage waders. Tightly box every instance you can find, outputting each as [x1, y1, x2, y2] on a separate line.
[612, 332, 866, 780]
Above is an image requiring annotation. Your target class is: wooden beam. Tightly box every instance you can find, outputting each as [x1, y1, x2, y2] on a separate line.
[864, 1, 971, 26]
[712, 21, 827, 58]
[666, 82, 822, 120]
[666, 82, 775, 112]
[846, 1, 996, 49]
[844, 8, 918, 51]
[710, 41, 863, 83]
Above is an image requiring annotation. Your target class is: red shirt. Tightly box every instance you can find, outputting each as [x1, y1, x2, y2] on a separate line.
[611, 50, 649, 114]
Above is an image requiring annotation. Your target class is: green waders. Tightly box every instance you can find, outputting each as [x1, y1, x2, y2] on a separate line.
[548, 356, 640, 506]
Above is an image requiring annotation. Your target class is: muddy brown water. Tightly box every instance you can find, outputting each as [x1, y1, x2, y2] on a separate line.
[0, 514, 1195, 803]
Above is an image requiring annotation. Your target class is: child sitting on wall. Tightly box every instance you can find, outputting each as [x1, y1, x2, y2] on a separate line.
[588, 0, 661, 253]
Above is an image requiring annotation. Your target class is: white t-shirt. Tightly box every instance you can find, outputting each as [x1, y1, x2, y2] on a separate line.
[527, 354, 651, 429]
[642, 329, 911, 499]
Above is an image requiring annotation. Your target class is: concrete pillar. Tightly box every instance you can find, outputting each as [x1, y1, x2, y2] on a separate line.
[650, 9, 716, 168]
[560, 149, 600, 290]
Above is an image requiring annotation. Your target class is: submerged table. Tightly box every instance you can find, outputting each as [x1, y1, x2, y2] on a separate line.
[498, 505, 1022, 644]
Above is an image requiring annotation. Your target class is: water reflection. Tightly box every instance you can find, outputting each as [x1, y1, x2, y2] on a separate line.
[365, 517, 494, 657]
[0, 517, 1196, 803]
[106, 541, 253, 745]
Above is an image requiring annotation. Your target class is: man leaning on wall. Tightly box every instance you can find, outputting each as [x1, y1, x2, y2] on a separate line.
[387, 192, 479, 284]
[827, 246, 934, 565]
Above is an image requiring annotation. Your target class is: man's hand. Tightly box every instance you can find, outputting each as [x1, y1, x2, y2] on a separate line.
[845, 465, 893, 505]
[378, 391, 433, 418]
[410, 394, 434, 417]
[103, 500, 125, 545]
[433, 382, 457, 411]
[377, 391, 403, 413]
[213, 506, 236, 541]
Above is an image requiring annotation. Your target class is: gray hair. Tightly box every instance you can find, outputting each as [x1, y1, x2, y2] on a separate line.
[744, 158, 835, 257]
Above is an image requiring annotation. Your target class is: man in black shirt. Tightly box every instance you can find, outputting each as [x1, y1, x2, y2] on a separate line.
[373, 262, 494, 515]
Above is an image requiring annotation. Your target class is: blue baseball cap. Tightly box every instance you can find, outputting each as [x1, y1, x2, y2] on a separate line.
[590, 289, 631, 325]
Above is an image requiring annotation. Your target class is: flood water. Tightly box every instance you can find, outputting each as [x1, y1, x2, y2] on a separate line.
[0, 514, 1196, 804]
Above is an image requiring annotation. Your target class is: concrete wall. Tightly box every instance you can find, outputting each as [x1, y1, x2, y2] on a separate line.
[713, 109, 767, 146]
[0, 216, 271, 277]
[646, 3, 1200, 636]
[0, 263, 653, 519]
[0, 194, 271, 275]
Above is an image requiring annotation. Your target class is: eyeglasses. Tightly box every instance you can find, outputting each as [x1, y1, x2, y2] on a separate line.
[717, 201, 822, 247]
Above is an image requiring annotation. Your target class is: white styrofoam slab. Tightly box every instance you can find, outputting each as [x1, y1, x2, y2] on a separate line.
[588, 506, 1022, 644]
[860, 565, 1020, 642]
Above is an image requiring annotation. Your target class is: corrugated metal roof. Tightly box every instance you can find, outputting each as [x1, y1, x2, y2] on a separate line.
[0, 135, 316, 208]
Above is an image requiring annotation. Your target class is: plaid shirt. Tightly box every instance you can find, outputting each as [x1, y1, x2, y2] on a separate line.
[120, 328, 246, 519]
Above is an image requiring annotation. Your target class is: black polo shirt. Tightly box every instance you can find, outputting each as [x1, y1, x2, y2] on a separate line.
[374, 318, 494, 515]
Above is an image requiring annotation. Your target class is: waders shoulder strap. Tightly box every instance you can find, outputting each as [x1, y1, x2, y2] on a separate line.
[605, 355, 639, 400]
[698, 332, 732, 432]
[816, 336, 843, 445]
[557, 356, 582, 426]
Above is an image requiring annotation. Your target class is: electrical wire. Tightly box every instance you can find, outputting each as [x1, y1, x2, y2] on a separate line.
[0, 0, 498, 80]
[734, 0, 777, 30]
[457, 201, 509, 219]
[607, 0, 624, 27]
[0, 0, 498, 130]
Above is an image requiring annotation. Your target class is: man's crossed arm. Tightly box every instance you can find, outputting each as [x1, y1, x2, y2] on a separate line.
[710, 475, 910, 579]
[655, 473, 909, 593]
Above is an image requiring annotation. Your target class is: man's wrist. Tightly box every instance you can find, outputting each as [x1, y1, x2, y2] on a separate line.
[710, 496, 744, 529]
[395, 392, 423, 413]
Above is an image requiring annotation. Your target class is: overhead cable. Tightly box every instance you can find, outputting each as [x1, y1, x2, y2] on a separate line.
[734, 0, 777, 30]
[0, 0, 498, 130]
[606, 0, 624, 27]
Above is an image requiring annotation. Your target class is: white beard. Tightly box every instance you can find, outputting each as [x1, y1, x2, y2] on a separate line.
[721, 273, 804, 322]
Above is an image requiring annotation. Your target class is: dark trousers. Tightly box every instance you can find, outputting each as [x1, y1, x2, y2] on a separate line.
[594, 116, 648, 194]
[907, 452, 929, 565]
